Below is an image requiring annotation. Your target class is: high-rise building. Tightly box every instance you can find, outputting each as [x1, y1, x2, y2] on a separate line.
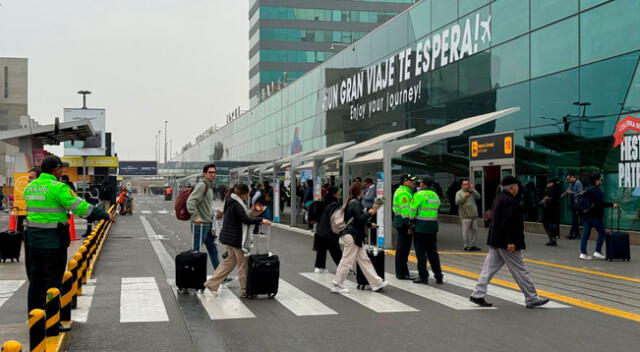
[0, 58, 28, 186]
[249, 0, 417, 106]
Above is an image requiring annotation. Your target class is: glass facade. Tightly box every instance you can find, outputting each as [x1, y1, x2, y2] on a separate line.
[182, 0, 640, 230]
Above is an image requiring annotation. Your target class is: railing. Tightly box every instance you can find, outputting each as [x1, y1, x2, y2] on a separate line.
[1, 205, 117, 352]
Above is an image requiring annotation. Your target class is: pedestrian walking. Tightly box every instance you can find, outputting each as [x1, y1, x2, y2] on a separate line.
[186, 164, 220, 270]
[331, 182, 387, 293]
[99, 179, 114, 211]
[561, 171, 583, 239]
[393, 174, 416, 280]
[455, 179, 482, 251]
[204, 184, 269, 297]
[24, 155, 114, 320]
[313, 187, 343, 273]
[578, 174, 619, 260]
[469, 176, 549, 308]
[540, 178, 561, 246]
[409, 178, 444, 285]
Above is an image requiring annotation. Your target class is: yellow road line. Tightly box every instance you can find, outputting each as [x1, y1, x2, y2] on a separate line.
[438, 251, 640, 283]
[386, 250, 640, 323]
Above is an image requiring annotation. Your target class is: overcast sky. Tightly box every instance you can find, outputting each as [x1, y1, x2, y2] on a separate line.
[0, 0, 249, 160]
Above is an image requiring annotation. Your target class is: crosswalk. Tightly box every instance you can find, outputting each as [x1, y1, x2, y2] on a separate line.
[139, 210, 173, 215]
[0, 271, 571, 325]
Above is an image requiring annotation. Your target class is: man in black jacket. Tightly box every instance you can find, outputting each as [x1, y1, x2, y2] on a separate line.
[469, 176, 549, 308]
[579, 174, 618, 260]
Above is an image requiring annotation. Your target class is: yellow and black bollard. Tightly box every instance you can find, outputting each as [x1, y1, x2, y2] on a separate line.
[59, 271, 73, 331]
[77, 246, 88, 285]
[28, 309, 45, 352]
[67, 260, 79, 308]
[72, 253, 83, 296]
[1, 340, 22, 352]
[45, 288, 61, 337]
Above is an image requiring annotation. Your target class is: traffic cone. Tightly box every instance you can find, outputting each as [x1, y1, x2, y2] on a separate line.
[8, 210, 17, 233]
[68, 215, 78, 241]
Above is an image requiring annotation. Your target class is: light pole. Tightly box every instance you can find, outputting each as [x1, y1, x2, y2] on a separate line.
[155, 130, 161, 162]
[77, 90, 91, 109]
[164, 120, 168, 164]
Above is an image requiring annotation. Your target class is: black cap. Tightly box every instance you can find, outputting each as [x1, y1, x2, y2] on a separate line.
[501, 175, 518, 187]
[418, 177, 433, 187]
[40, 155, 69, 173]
[400, 174, 416, 183]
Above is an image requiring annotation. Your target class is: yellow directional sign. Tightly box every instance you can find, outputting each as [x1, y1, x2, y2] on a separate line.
[61, 156, 119, 168]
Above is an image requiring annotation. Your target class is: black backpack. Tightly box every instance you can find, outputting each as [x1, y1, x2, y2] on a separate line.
[307, 200, 326, 225]
[574, 186, 595, 214]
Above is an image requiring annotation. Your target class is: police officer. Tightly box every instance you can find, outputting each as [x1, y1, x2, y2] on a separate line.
[24, 155, 115, 318]
[408, 178, 443, 284]
[392, 174, 416, 280]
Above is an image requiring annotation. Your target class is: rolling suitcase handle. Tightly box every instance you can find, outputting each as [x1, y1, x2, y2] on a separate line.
[609, 207, 622, 234]
[250, 225, 272, 256]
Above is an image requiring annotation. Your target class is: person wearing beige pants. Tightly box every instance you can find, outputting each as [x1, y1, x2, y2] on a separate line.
[204, 246, 248, 296]
[333, 234, 383, 289]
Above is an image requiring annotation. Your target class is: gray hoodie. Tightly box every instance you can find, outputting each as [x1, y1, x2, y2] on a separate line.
[186, 178, 214, 223]
[455, 188, 481, 219]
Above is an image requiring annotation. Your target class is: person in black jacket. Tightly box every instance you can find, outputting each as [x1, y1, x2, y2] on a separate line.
[204, 184, 270, 297]
[313, 187, 343, 273]
[540, 178, 562, 246]
[330, 183, 387, 294]
[580, 174, 619, 260]
[470, 176, 549, 308]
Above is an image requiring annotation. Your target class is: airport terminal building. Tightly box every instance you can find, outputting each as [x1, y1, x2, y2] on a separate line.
[174, 0, 640, 230]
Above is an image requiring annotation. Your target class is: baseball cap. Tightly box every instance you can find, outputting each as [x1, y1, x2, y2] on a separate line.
[501, 175, 519, 187]
[400, 174, 417, 183]
[40, 155, 69, 172]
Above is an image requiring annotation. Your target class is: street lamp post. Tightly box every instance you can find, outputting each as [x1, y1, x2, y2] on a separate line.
[164, 120, 168, 164]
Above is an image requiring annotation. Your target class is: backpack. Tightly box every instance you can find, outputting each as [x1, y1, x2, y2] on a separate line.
[307, 200, 325, 225]
[330, 200, 356, 234]
[574, 186, 594, 214]
[175, 182, 208, 221]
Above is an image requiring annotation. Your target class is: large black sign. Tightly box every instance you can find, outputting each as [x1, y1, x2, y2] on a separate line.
[119, 161, 158, 176]
[469, 132, 514, 161]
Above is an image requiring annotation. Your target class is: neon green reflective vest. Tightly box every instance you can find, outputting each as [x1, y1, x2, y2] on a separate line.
[408, 189, 440, 234]
[24, 173, 95, 248]
[392, 185, 412, 218]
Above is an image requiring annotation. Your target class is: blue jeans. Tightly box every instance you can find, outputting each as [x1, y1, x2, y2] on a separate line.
[580, 217, 606, 255]
[192, 223, 219, 270]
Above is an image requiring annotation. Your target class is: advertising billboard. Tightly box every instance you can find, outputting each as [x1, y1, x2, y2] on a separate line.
[119, 161, 158, 176]
[63, 108, 106, 156]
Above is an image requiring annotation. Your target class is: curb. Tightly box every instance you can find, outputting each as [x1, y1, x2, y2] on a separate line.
[271, 223, 313, 237]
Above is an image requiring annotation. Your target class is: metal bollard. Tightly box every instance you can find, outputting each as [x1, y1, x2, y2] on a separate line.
[1, 340, 22, 352]
[45, 288, 61, 337]
[59, 271, 73, 330]
[77, 246, 88, 285]
[28, 309, 45, 352]
[67, 260, 79, 308]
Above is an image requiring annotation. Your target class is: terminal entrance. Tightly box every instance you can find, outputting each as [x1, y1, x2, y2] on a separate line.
[469, 132, 516, 220]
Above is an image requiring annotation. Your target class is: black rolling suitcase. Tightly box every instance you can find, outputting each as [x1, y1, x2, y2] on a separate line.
[0, 231, 23, 263]
[356, 236, 385, 290]
[606, 209, 631, 261]
[246, 226, 279, 298]
[175, 250, 207, 292]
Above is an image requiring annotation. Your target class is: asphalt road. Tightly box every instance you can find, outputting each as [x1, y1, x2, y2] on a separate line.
[2, 195, 639, 352]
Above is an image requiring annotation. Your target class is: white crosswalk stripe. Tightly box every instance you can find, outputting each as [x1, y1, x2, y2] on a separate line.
[157, 210, 169, 214]
[275, 279, 338, 316]
[141, 210, 152, 214]
[442, 273, 570, 309]
[386, 275, 494, 310]
[301, 272, 418, 313]
[0, 280, 25, 309]
[197, 287, 256, 320]
[120, 277, 170, 323]
[74, 279, 97, 323]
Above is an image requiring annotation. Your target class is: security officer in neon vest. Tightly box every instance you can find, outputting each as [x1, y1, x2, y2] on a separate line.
[392, 174, 416, 280]
[24, 155, 115, 317]
[408, 178, 443, 284]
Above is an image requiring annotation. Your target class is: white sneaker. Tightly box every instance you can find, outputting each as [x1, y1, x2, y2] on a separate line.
[371, 280, 389, 292]
[330, 286, 350, 294]
[314, 268, 327, 273]
[579, 253, 593, 260]
[593, 252, 606, 259]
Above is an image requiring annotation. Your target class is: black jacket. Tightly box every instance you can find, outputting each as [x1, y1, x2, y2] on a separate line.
[540, 184, 561, 224]
[583, 185, 613, 219]
[487, 190, 526, 250]
[219, 197, 263, 249]
[344, 199, 373, 247]
[316, 198, 340, 243]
